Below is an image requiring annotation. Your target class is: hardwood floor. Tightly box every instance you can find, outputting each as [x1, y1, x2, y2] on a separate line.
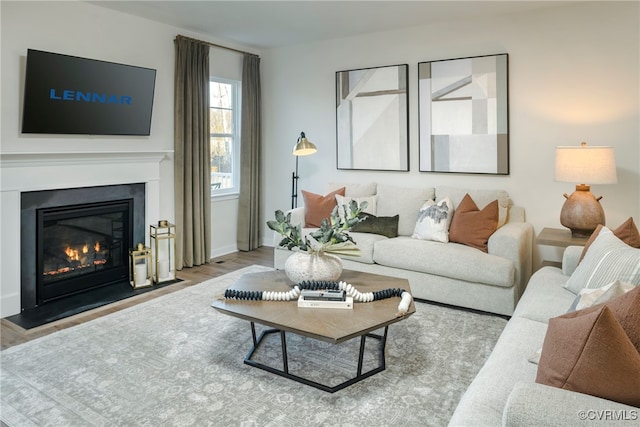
[0, 246, 274, 351]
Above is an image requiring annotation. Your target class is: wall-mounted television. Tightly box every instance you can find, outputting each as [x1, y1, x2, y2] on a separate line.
[21, 49, 156, 136]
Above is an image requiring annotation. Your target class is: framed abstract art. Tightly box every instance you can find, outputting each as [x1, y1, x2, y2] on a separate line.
[418, 54, 509, 174]
[336, 64, 409, 171]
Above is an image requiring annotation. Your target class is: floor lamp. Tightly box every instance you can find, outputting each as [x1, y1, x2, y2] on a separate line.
[291, 131, 317, 209]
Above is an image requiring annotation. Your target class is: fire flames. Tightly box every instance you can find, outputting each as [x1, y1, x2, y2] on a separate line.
[65, 246, 81, 261]
[43, 241, 108, 277]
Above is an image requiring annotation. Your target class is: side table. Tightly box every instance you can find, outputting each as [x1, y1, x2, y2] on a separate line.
[536, 227, 589, 268]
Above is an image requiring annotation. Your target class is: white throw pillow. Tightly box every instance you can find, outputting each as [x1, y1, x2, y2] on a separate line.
[528, 348, 542, 365]
[411, 196, 454, 243]
[564, 226, 640, 294]
[335, 194, 377, 219]
[568, 280, 635, 312]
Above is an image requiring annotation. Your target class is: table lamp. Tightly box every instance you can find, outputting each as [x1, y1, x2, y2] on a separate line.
[554, 142, 617, 238]
[291, 131, 317, 209]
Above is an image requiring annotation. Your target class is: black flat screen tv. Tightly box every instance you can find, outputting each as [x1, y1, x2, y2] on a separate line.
[21, 49, 156, 136]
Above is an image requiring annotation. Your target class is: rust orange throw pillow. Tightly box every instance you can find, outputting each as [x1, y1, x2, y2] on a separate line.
[579, 217, 640, 263]
[536, 286, 640, 407]
[448, 193, 499, 252]
[536, 306, 640, 407]
[569, 285, 640, 351]
[302, 187, 345, 228]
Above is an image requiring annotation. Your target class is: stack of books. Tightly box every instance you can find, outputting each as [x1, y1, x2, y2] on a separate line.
[297, 289, 353, 309]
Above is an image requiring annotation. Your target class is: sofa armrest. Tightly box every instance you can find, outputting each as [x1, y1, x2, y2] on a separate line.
[488, 222, 534, 298]
[507, 205, 526, 223]
[288, 206, 306, 227]
[503, 383, 638, 427]
[562, 246, 583, 276]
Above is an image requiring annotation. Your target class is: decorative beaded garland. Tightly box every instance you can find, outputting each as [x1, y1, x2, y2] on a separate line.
[223, 280, 413, 315]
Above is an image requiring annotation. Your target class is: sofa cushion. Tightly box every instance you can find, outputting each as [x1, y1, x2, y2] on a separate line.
[512, 266, 575, 323]
[373, 236, 514, 288]
[565, 226, 640, 294]
[536, 304, 640, 407]
[411, 197, 453, 243]
[333, 231, 387, 264]
[449, 194, 499, 252]
[448, 316, 547, 426]
[328, 182, 377, 197]
[436, 186, 510, 227]
[579, 217, 640, 263]
[376, 185, 435, 236]
[351, 213, 399, 238]
[302, 187, 345, 227]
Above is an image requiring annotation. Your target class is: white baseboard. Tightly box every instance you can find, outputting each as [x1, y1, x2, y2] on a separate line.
[210, 244, 239, 259]
[1, 291, 21, 318]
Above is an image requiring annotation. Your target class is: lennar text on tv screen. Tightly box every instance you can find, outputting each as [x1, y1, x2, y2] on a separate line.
[21, 49, 156, 136]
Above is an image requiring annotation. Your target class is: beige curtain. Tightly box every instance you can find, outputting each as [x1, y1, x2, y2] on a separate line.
[174, 36, 211, 268]
[237, 54, 262, 251]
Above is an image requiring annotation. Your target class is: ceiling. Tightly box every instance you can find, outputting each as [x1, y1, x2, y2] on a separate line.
[88, 1, 574, 50]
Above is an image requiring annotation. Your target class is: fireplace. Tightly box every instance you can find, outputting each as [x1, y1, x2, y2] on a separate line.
[37, 199, 133, 303]
[21, 183, 145, 311]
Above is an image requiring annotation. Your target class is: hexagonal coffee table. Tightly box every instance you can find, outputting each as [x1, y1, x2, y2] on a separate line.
[211, 269, 415, 393]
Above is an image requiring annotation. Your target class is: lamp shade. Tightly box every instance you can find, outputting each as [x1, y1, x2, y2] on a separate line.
[292, 132, 317, 156]
[554, 143, 617, 184]
[554, 142, 617, 238]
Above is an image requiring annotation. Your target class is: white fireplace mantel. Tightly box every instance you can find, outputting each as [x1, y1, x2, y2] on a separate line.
[0, 150, 171, 317]
[1, 151, 171, 191]
[1, 150, 170, 166]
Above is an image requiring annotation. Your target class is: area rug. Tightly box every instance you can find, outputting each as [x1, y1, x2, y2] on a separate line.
[1, 265, 507, 426]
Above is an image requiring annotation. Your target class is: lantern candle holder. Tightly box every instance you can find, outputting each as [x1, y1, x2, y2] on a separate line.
[150, 220, 176, 284]
[129, 243, 152, 289]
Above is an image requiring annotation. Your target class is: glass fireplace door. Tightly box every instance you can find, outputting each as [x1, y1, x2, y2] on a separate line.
[36, 199, 133, 303]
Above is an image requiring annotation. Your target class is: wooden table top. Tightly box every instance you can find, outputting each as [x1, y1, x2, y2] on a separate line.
[211, 270, 415, 343]
[536, 227, 589, 248]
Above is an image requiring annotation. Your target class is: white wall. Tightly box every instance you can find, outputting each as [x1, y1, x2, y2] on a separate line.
[261, 1, 640, 266]
[2, 1, 638, 274]
[1, 1, 175, 211]
[0, 1, 256, 264]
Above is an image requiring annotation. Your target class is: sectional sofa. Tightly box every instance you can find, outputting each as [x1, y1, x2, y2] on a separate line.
[273, 183, 534, 316]
[449, 244, 639, 425]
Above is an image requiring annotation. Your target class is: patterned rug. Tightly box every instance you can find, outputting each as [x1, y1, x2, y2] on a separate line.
[1, 266, 507, 426]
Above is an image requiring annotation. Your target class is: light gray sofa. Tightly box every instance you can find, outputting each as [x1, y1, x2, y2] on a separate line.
[449, 246, 638, 426]
[273, 183, 534, 316]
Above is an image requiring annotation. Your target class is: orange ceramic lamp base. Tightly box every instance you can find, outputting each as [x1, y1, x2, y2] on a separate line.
[560, 184, 605, 238]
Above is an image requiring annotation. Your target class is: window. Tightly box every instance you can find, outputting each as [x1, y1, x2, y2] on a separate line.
[210, 78, 241, 196]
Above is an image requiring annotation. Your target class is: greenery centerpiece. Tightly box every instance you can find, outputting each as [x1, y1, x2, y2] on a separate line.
[267, 200, 368, 283]
[267, 200, 368, 255]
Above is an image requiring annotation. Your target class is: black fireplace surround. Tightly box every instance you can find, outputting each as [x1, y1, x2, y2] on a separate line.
[21, 183, 145, 312]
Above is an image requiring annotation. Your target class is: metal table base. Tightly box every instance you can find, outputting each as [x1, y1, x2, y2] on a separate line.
[244, 322, 389, 393]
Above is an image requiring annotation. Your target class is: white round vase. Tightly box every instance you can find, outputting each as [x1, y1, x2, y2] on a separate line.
[284, 251, 343, 284]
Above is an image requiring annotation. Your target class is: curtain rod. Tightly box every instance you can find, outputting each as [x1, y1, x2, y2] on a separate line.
[176, 34, 259, 58]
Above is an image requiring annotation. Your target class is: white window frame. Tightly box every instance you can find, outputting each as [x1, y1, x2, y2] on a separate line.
[210, 77, 241, 198]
